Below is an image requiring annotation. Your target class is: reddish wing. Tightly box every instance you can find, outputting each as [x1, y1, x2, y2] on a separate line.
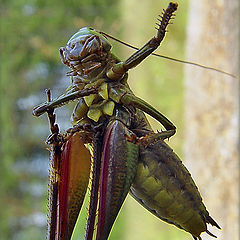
[48, 132, 91, 240]
[96, 120, 139, 240]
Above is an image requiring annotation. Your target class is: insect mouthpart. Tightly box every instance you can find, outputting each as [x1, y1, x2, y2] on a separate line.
[59, 27, 112, 75]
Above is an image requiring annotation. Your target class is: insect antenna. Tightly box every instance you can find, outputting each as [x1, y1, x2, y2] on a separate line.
[98, 32, 236, 78]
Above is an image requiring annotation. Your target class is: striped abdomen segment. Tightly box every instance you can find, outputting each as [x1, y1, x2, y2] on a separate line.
[130, 139, 220, 239]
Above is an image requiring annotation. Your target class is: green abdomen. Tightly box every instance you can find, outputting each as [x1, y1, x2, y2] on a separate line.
[130, 139, 209, 238]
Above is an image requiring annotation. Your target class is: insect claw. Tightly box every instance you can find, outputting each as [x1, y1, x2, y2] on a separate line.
[206, 230, 217, 238]
[45, 88, 52, 102]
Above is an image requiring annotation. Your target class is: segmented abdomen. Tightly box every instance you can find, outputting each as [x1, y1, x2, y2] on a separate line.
[130, 138, 219, 239]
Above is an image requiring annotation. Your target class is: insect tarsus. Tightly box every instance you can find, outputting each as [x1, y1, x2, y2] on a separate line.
[156, 2, 178, 42]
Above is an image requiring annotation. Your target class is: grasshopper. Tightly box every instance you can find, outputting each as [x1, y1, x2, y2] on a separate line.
[32, 2, 221, 240]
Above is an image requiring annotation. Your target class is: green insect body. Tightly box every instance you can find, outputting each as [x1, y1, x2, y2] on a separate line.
[130, 130, 220, 239]
[122, 103, 221, 239]
[32, 2, 221, 240]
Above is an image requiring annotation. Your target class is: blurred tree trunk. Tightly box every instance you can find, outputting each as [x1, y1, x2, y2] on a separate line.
[184, 1, 238, 240]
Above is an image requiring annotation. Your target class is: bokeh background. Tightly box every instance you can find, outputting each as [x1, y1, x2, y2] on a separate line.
[1, 0, 238, 240]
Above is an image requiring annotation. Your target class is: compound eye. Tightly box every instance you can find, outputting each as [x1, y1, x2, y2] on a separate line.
[69, 42, 84, 59]
[103, 42, 111, 52]
[87, 36, 101, 54]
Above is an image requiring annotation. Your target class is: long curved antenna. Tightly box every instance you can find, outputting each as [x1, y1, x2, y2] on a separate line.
[99, 31, 236, 78]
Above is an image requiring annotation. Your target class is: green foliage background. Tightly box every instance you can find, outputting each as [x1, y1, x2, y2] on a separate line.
[0, 0, 190, 239]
